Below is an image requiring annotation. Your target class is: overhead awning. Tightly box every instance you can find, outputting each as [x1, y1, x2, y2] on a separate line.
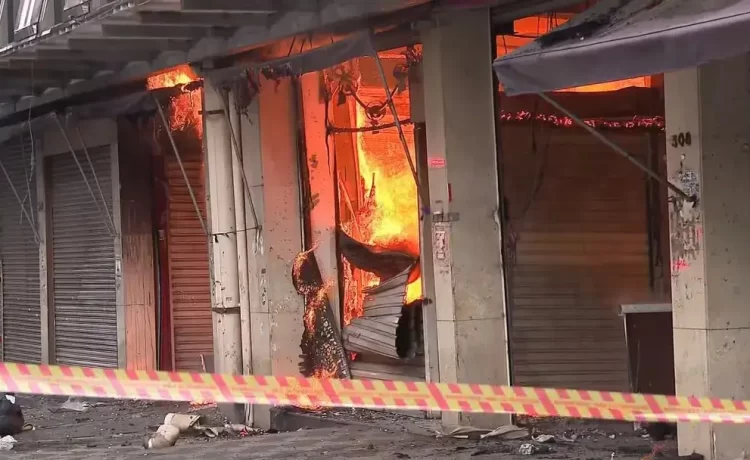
[493, 0, 750, 95]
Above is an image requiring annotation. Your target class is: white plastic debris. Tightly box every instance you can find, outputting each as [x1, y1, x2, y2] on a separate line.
[0, 435, 17, 451]
[143, 424, 180, 449]
[60, 397, 90, 412]
[532, 434, 556, 443]
[163, 413, 201, 432]
[441, 424, 529, 440]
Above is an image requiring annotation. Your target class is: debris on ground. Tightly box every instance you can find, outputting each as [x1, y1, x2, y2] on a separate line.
[471, 445, 513, 456]
[532, 434, 555, 443]
[144, 424, 180, 449]
[560, 430, 578, 442]
[58, 397, 98, 413]
[642, 422, 677, 441]
[144, 413, 263, 449]
[641, 444, 704, 460]
[519, 442, 552, 455]
[0, 393, 24, 437]
[0, 435, 16, 451]
[440, 424, 529, 440]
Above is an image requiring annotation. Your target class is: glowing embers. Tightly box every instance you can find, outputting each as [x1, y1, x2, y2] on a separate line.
[293, 247, 351, 380]
[147, 65, 203, 137]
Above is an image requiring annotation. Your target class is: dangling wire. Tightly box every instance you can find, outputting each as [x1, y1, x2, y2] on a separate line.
[151, 93, 209, 236]
[53, 113, 117, 237]
[0, 156, 40, 244]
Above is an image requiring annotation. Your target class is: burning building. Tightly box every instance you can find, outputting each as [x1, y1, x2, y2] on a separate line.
[293, 49, 429, 382]
[0, 0, 714, 450]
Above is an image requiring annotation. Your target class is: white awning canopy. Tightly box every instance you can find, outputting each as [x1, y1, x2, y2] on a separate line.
[493, 0, 750, 95]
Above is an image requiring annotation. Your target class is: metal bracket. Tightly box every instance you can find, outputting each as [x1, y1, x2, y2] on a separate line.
[432, 212, 460, 223]
[211, 306, 242, 314]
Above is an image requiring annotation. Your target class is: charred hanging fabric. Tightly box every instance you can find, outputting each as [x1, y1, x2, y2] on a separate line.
[338, 231, 416, 281]
[292, 248, 351, 379]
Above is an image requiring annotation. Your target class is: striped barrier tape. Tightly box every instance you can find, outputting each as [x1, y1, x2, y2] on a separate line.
[0, 362, 748, 424]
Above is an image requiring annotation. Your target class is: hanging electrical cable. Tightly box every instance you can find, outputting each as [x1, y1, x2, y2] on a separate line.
[151, 93, 209, 237]
[211, 83, 261, 233]
[74, 124, 117, 235]
[371, 51, 428, 209]
[0, 157, 40, 244]
[53, 113, 117, 238]
[536, 92, 696, 204]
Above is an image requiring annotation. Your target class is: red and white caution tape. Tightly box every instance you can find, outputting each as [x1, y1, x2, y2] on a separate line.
[1, 363, 748, 424]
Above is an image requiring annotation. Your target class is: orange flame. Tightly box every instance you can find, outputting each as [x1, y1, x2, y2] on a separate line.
[341, 81, 423, 328]
[146, 65, 203, 137]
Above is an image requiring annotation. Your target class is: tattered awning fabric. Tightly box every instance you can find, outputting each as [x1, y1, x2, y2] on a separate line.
[492, 0, 750, 95]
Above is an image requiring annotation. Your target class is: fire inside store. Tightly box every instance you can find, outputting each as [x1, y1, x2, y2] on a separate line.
[143, 21, 667, 392]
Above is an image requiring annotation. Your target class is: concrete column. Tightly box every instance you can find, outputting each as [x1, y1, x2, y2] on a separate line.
[239, 90, 265, 428]
[421, 9, 511, 429]
[203, 81, 243, 377]
[665, 57, 750, 459]
[246, 76, 305, 429]
[229, 92, 252, 379]
[300, 72, 340, 325]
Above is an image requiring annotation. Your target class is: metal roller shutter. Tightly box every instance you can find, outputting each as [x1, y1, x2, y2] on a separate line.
[49, 146, 118, 368]
[502, 126, 653, 391]
[167, 149, 212, 371]
[0, 134, 41, 363]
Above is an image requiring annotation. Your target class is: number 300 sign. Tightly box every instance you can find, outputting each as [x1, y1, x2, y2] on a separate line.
[670, 132, 692, 148]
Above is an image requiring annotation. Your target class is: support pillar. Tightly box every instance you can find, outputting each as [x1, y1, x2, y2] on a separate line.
[239, 89, 266, 427]
[300, 72, 340, 325]
[245, 76, 305, 429]
[203, 80, 243, 378]
[665, 57, 750, 459]
[421, 9, 511, 428]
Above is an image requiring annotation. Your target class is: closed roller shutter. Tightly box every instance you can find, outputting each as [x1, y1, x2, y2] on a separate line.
[502, 125, 653, 391]
[0, 134, 41, 363]
[167, 148, 212, 371]
[49, 146, 118, 368]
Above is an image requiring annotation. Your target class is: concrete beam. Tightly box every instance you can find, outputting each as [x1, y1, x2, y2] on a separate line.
[136, 10, 270, 27]
[66, 37, 193, 52]
[101, 23, 232, 39]
[179, 0, 279, 13]
[32, 48, 157, 62]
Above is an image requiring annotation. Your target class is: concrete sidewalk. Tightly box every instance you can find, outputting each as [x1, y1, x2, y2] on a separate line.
[11, 424, 661, 460]
[13, 426, 468, 459]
